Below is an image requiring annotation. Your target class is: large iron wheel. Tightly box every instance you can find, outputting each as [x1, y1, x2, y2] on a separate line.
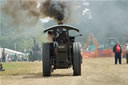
[42, 43, 51, 77]
[73, 42, 81, 76]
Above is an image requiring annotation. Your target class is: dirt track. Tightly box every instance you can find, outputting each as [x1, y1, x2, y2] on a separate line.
[1, 57, 128, 85]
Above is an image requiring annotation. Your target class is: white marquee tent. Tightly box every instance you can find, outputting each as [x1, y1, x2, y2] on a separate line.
[0, 48, 23, 58]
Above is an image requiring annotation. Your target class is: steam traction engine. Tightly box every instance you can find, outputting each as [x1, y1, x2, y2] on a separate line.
[42, 24, 82, 77]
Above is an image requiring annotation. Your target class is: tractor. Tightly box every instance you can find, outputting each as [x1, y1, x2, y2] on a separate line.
[42, 24, 82, 76]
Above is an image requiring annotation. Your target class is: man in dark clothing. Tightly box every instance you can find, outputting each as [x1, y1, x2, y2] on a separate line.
[0, 60, 5, 71]
[2, 48, 6, 62]
[113, 43, 122, 64]
[0, 62, 3, 70]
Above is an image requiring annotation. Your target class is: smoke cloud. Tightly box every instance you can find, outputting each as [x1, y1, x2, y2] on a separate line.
[1, 0, 73, 24]
[1, 0, 40, 25]
[1, 0, 128, 47]
[0, 0, 91, 41]
[76, 0, 128, 44]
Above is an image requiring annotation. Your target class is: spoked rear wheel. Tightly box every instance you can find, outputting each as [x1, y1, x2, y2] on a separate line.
[42, 43, 51, 77]
[73, 42, 81, 76]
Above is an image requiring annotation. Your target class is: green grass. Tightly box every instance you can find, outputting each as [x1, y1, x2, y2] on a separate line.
[0, 62, 42, 76]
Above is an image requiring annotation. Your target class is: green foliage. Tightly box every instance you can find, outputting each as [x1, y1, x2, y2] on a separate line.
[0, 10, 48, 51]
[35, 34, 48, 45]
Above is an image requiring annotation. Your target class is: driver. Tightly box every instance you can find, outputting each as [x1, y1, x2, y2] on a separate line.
[48, 31, 54, 43]
[57, 30, 67, 43]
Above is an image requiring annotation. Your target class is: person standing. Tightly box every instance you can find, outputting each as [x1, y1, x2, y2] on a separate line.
[2, 48, 6, 62]
[125, 44, 128, 64]
[113, 43, 122, 64]
[0, 60, 5, 71]
[0, 61, 3, 70]
[48, 31, 54, 43]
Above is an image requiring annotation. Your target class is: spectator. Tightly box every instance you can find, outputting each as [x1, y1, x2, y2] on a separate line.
[0, 59, 5, 71]
[113, 42, 122, 64]
[2, 48, 6, 62]
[125, 44, 128, 64]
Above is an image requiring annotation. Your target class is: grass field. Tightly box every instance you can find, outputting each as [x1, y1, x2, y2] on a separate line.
[0, 57, 128, 85]
[0, 62, 42, 76]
